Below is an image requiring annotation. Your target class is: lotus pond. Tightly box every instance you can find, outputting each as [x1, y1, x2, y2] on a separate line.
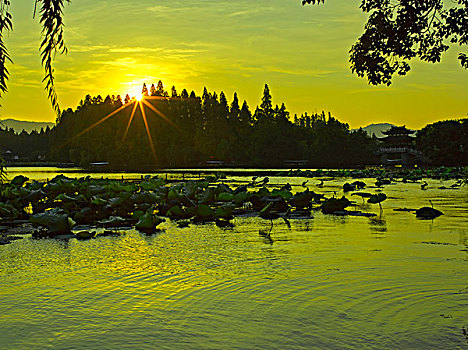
[0, 167, 467, 349]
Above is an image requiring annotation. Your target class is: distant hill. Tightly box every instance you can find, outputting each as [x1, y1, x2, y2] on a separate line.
[0, 119, 54, 134]
[353, 123, 395, 138]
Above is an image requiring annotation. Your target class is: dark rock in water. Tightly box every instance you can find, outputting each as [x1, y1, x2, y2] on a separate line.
[76, 230, 96, 240]
[289, 190, 314, 208]
[215, 219, 234, 228]
[415, 207, 443, 219]
[321, 196, 351, 214]
[352, 181, 366, 189]
[343, 183, 355, 192]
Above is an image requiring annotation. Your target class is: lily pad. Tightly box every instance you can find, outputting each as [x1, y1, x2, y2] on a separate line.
[30, 208, 76, 235]
[135, 212, 165, 231]
[11, 175, 29, 187]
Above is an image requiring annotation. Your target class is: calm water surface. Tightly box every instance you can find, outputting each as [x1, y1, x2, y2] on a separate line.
[1, 168, 467, 349]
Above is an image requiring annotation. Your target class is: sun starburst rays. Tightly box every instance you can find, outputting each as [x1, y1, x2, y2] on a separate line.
[140, 101, 158, 164]
[59, 94, 176, 166]
[72, 102, 131, 142]
[122, 101, 139, 142]
[142, 99, 179, 130]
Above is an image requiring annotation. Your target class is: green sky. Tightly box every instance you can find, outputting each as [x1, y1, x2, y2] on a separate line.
[2, 0, 467, 129]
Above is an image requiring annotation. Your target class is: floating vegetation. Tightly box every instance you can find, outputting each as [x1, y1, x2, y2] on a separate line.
[415, 207, 443, 219]
[0, 168, 461, 245]
[0, 174, 323, 244]
[368, 193, 387, 211]
[278, 166, 468, 181]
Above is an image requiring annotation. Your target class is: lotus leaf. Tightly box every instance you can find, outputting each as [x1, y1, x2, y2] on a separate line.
[108, 194, 131, 208]
[88, 185, 106, 195]
[0, 203, 20, 218]
[46, 180, 77, 194]
[132, 210, 145, 220]
[289, 190, 313, 208]
[415, 207, 443, 219]
[205, 175, 218, 183]
[24, 189, 46, 203]
[91, 196, 108, 206]
[321, 197, 351, 214]
[197, 187, 215, 204]
[98, 216, 127, 227]
[30, 208, 76, 235]
[167, 205, 192, 220]
[139, 178, 164, 191]
[215, 184, 233, 195]
[232, 191, 251, 205]
[255, 187, 270, 197]
[27, 181, 45, 191]
[217, 192, 234, 202]
[233, 185, 248, 194]
[196, 205, 215, 219]
[271, 189, 293, 200]
[55, 193, 78, 202]
[135, 212, 165, 231]
[73, 207, 95, 224]
[168, 188, 182, 200]
[368, 193, 387, 204]
[76, 231, 96, 240]
[215, 204, 236, 219]
[11, 175, 29, 187]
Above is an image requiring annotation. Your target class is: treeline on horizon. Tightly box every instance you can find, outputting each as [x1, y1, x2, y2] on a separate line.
[0, 82, 467, 168]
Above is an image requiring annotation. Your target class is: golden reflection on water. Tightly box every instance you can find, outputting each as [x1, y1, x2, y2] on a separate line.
[0, 172, 467, 349]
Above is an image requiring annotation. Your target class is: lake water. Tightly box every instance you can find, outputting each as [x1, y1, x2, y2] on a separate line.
[1, 168, 467, 349]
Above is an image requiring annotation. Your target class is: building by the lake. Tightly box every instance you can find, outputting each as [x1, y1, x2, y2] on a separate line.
[377, 126, 422, 166]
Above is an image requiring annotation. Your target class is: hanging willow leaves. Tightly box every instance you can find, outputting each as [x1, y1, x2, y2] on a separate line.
[36, 0, 70, 116]
[0, 0, 13, 101]
[0, 0, 70, 115]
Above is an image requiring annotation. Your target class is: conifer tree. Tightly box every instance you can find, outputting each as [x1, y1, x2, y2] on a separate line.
[230, 92, 240, 121]
[156, 80, 164, 96]
[150, 84, 156, 96]
[142, 83, 149, 96]
[124, 94, 131, 104]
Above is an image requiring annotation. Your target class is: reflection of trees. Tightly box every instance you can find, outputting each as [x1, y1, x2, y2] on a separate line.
[369, 217, 387, 234]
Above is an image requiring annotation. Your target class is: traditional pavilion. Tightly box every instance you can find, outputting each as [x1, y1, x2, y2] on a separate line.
[377, 126, 422, 166]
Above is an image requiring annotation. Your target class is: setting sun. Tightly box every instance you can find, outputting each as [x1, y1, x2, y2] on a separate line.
[135, 93, 144, 101]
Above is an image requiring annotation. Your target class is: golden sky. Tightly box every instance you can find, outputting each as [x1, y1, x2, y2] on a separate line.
[1, 0, 467, 129]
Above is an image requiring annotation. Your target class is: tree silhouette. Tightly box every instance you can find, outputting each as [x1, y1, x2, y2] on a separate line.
[303, 0, 468, 85]
[150, 83, 156, 96]
[140, 83, 148, 96]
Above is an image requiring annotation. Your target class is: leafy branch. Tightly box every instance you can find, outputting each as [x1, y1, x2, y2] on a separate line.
[0, 0, 70, 115]
[302, 0, 468, 85]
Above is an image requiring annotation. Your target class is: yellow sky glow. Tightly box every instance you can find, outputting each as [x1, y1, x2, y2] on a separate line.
[1, 0, 467, 129]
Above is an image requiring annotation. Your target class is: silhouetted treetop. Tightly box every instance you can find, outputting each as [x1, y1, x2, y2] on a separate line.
[303, 0, 468, 85]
